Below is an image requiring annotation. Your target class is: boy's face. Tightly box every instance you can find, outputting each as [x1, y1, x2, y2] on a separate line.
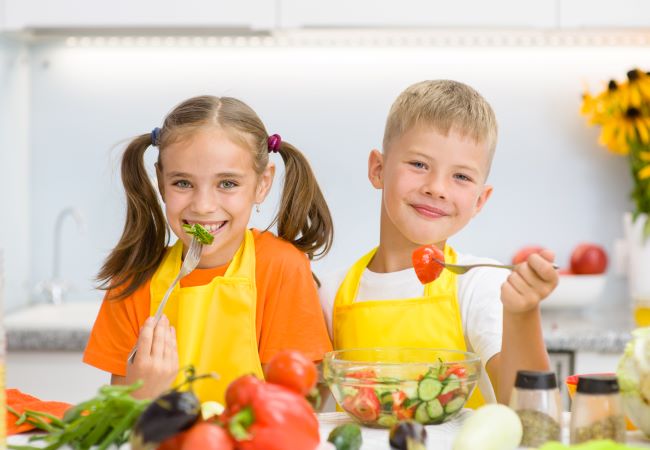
[369, 125, 493, 250]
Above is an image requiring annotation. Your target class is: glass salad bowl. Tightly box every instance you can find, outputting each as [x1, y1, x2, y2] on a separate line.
[323, 348, 481, 428]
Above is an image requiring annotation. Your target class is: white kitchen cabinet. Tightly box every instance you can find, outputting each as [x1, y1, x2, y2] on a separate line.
[3, 0, 275, 32]
[279, 0, 557, 29]
[559, 0, 650, 28]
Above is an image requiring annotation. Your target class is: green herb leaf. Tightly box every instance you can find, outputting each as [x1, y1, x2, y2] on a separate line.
[182, 223, 214, 245]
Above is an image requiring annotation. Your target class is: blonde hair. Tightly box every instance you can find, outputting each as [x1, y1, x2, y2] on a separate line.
[383, 80, 498, 167]
[98, 95, 333, 299]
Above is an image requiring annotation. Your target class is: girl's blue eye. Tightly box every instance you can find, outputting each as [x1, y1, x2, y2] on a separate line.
[220, 180, 238, 189]
[174, 180, 191, 188]
[454, 173, 472, 182]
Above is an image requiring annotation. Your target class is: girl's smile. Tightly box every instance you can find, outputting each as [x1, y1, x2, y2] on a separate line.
[182, 220, 227, 235]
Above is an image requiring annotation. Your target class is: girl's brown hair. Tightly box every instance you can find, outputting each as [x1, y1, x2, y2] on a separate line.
[98, 95, 333, 299]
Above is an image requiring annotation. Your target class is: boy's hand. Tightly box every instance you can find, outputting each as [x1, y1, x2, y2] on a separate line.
[125, 315, 179, 399]
[500, 249, 559, 313]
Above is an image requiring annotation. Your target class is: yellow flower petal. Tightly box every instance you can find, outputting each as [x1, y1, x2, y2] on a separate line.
[638, 164, 650, 180]
[636, 119, 650, 144]
[639, 151, 650, 162]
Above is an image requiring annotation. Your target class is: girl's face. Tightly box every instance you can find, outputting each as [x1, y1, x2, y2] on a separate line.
[157, 128, 274, 268]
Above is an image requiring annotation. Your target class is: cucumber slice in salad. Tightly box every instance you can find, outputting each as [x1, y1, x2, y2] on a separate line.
[182, 223, 214, 245]
[414, 402, 430, 424]
[426, 399, 444, 421]
[417, 377, 442, 401]
[444, 396, 465, 414]
[377, 415, 398, 427]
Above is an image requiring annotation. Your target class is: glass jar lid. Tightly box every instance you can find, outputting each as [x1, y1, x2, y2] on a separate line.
[515, 370, 558, 389]
[576, 375, 619, 394]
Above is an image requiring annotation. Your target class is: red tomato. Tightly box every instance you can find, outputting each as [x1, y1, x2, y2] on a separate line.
[442, 365, 467, 379]
[157, 431, 188, 450]
[391, 391, 415, 420]
[512, 245, 544, 264]
[181, 422, 234, 450]
[347, 369, 378, 380]
[412, 245, 445, 284]
[265, 350, 318, 396]
[342, 388, 380, 422]
[437, 390, 458, 406]
[570, 243, 608, 274]
[225, 375, 261, 408]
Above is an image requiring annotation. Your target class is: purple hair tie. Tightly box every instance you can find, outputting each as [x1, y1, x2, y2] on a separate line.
[151, 127, 161, 147]
[267, 134, 281, 153]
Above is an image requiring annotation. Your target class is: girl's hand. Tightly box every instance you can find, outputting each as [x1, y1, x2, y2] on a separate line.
[126, 315, 179, 399]
[500, 249, 559, 314]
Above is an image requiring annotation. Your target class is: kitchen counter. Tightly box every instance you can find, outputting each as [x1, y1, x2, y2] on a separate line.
[8, 411, 650, 449]
[5, 302, 100, 352]
[4, 302, 637, 354]
[542, 303, 636, 354]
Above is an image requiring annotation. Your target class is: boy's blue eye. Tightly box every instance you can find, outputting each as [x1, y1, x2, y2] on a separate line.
[410, 161, 427, 170]
[454, 173, 473, 182]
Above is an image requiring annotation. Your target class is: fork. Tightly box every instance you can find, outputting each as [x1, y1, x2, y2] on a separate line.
[127, 236, 203, 364]
[436, 260, 559, 275]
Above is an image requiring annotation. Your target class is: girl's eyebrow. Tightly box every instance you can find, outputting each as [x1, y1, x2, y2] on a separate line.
[167, 171, 192, 178]
[167, 171, 245, 179]
[215, 172, 245, 179]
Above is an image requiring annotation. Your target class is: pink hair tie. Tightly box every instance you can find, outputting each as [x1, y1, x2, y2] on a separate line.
[267, 134, 282, 153]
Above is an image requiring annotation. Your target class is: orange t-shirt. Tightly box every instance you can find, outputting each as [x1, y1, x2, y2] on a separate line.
[83, 229, 332, 377]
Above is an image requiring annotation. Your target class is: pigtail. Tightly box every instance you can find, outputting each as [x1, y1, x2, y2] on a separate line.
[96, 133, 168, 299]
[273, 141, 333, 260]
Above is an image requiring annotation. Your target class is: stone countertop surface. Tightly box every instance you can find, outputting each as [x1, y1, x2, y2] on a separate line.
[4, 301, 637, 353]
[541, 302, 635, 354]
[5, 302, 100, 352]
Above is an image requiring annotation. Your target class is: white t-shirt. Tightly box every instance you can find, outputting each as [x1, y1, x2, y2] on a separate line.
[318, 251, 508, 403]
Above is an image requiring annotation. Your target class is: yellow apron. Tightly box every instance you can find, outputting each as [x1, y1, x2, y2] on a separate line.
[333, 245, 485, 408]
[150, 229, 263, 403]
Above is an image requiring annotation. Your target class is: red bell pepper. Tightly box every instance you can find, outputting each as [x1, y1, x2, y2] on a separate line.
[412, 245, 445, 284]
[224, 375, 320, 450]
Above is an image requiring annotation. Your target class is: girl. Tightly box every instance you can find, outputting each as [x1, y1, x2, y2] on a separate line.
[84, 96, 334, 402]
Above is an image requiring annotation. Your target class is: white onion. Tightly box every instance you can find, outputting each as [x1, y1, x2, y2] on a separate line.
[453, 404, 522, 450]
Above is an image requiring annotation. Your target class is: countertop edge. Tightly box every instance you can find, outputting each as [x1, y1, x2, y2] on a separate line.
[5, 328, 633, 353]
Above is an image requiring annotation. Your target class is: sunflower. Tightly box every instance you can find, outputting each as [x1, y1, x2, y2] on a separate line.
[581, 68, 650, 236]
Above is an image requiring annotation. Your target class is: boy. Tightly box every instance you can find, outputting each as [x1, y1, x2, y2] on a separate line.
[320, 80, 558, 405]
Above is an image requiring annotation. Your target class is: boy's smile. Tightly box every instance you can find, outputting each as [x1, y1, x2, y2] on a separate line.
[368, 125, 493, 271]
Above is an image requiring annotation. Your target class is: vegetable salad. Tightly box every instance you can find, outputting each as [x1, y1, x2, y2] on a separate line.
[335, 362, 474, 428]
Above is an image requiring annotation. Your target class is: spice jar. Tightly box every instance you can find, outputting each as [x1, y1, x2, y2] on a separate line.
[509, 370, 562, 447]
[570, 375, 626, 444]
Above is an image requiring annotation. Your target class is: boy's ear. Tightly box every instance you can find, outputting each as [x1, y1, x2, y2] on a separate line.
[472, 184, 493, 216]
[155, 163, 165, 202]
[368, 149, 384, 189]
[255, 161, 276, 203]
